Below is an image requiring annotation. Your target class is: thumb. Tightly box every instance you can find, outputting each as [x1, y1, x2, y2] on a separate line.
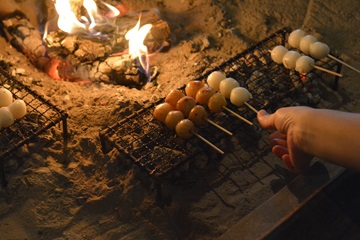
[257, 109, 276, 130]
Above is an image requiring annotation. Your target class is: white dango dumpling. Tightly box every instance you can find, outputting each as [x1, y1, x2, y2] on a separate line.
[207, 71, 226, 91]
[295, 56, 315, 74]
[0, 107, 14, 128]
[288, 29, 306, 49]
[8, 99, 27, 119]
[219, 78, 239, 98]
[0, 87, 13, 107]
[309, 42, 330, 59]
[282, 50, 301, 69]
[299, 35, 317, 54]
[175, 119, 195, 139]
[271, 45, 288, 64]
[230, 87, 251, 107]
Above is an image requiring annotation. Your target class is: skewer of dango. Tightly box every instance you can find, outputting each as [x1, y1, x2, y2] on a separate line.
[289, 29, 360, 74]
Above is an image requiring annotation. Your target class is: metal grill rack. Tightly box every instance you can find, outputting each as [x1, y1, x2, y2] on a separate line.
[100, 27, 343, 180]
[0, 64, 68, 185]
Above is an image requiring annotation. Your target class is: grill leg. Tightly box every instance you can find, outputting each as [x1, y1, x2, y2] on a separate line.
[0, 160, 7, 187]
[155, 182, 173, 208]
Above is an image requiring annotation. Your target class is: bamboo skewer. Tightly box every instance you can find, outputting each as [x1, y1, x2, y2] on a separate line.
[192, 131, 224, 154]
[244, 102, 259, 114]
[313, 65, 343, 77]
[222, 106, 253, 126]
[327, 54, 360, 74]
[205, 119, 233, 136]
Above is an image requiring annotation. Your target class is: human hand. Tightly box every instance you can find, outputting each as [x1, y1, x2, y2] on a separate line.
[257, 107, 313, 174]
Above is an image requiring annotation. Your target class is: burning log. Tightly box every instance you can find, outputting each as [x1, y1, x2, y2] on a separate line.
[1, 8, 171, 86]
[44, 9, 171, 65]
[45, 54, 149, 85]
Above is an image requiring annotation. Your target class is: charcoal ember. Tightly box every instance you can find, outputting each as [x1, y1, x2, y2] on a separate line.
[210, 112, 230, 128]
[254, 48, 273, 65]
[306, 92, 321, 105]
[289, 70, 302, 87]
[281, 97, 299, 107]
[228, 58, 249, 78]
[244, 53, 260, 67]
[246, 70, 267, 90]
[253, 49, 272, 66]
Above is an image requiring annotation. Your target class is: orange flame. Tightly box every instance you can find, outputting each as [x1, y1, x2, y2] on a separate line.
[51, 1, 153, 80]
[125, 19, 152, 78]
[54, 0, 86, 34]
[53, 0, 119, 35]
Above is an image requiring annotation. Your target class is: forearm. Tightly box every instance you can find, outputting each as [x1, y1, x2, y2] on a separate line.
[295, 108, 360, 170]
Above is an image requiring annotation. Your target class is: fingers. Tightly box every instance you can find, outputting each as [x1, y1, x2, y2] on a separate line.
[257, 109, 277, 130]
[287, 139, 313, 174]
[257, 108, 294, 134]
[272, 143, 312, 174]
[269, 131, 287, 140]
[272, 145, 288, 158]
[259, 108, 312, 174]
[270, 131, 287, 148]
[272, 146, 300, 174]
[270, 138, 287, 148]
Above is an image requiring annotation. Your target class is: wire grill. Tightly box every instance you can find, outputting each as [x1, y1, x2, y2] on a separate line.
[0, 64, 68, 166]
[100, 27, 343, 180]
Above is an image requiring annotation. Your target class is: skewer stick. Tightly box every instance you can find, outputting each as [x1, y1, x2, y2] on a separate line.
[313, 65, 343, 77]
[328, 54, 360, 74]
[191, 131, 224, 154]
[222, 106, 253, 126]
[205, 119, 233, 136]
[244, 102, 259, 114]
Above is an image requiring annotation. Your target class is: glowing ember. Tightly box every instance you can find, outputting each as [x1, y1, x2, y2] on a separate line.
[125, 19, 152, 79]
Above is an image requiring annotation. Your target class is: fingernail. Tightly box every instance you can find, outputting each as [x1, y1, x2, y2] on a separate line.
[257, 109, 268, 118]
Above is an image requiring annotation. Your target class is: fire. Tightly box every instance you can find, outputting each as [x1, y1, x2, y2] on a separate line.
[50, 0, 153, 80]
[54, 0, 86, 34]
[53, 0, 120, 36]
[125, 19, 152, 78]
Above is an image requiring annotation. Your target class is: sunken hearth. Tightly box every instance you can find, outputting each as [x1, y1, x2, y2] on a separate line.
[0, 1, 356, 240]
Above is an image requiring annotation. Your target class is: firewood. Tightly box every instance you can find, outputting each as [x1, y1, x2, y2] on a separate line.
[1, 9, 169, 86]
[44, 9, 171, 65]
[1, 13, 47, 69]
